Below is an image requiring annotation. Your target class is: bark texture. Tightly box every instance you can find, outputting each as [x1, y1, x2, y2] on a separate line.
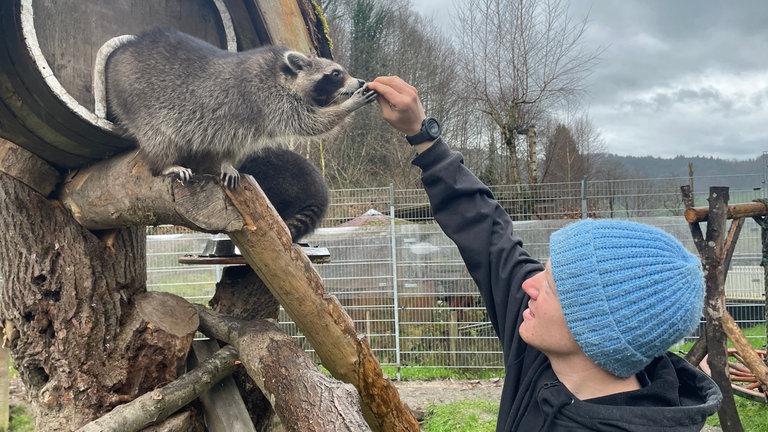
[0, 146, 203, 430]
[195, 307, 371, 432]
[210, 265, 279, 430]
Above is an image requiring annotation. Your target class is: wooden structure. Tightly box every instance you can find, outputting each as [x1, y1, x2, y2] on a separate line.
[682, 186, 768, 432]
[0, 0, 328, 169]
[0, 1, 417, 431]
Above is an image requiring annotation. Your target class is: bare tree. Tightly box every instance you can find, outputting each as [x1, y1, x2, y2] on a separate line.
[452, 0, 600, 185]
[317, 0, 462, 189]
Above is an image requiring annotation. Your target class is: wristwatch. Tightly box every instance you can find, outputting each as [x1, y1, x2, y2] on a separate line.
[406, 117, 441, 145]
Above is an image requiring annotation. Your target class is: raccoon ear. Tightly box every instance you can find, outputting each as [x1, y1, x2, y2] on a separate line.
[284, 51, 311, 73]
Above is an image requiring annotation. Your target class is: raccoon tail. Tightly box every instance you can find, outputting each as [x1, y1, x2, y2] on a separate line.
[284, 204, 328, 242]
[93, 35, 136, 119]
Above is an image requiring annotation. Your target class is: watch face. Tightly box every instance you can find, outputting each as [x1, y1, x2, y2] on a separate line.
[426, 118, 440, 137]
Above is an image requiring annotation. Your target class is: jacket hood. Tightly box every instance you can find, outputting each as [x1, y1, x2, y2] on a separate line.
[538, 354, 722, 431]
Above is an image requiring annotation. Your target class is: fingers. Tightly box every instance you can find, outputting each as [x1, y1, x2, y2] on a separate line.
[368, 76, 426, 135]
[368, 76, 418, 107]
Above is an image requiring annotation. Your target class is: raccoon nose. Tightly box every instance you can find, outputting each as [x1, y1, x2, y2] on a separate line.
[357, 79, 366, 88]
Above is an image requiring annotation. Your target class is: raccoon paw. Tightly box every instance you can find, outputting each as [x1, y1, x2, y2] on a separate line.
[345, 87, 378, 111]
[362, 84, 378, 101]
[162, 165, 193, 183]
[220, 164, 240, 189]
[357, 86, 378, 104]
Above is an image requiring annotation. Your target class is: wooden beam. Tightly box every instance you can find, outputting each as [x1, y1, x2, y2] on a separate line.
[59, 151, 244, 232]
[683, 186, 743, 431]
[685, 201, 768, 223]
[224, 176, 418, 432]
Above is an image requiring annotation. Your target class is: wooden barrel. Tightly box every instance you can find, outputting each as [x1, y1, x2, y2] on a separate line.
[0, 0, 330, 169]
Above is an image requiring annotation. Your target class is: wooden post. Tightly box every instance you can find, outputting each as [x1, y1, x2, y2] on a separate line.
[681, 185, 743, 432]
[449, 311, 458, 366]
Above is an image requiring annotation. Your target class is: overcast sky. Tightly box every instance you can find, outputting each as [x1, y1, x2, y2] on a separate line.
[411, 0, 768, 161]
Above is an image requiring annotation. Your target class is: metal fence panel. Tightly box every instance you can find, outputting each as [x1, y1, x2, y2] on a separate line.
[2, 174, 765, 371]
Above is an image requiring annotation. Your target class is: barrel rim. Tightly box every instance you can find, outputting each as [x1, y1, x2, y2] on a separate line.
[20, 0, 239, 135]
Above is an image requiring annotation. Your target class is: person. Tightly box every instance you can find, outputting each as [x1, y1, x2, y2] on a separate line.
[365, 76, 722, 431]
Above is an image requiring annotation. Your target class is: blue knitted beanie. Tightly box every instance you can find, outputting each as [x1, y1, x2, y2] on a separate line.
[549, 219, 704, 378]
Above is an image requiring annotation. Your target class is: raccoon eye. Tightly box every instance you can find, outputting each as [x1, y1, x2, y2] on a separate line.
[330, 70, 342, 79]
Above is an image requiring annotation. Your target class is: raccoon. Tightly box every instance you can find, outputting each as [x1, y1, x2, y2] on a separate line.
[239, 147, 329, 241]
[102, 27, 375, 188]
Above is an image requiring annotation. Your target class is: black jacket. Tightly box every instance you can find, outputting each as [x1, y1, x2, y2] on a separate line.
[413, 139, 722, 431]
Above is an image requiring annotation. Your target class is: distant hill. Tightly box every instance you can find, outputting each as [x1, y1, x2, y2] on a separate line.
[603, 154, 766, 192]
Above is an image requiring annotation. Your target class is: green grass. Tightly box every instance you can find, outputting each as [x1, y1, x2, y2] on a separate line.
[7, 405, 34, 432]
[423, 400, 498, 432]
[678, 324, 767, 353]
[381, 366, 504, 381]
[706, 397, 768, 431]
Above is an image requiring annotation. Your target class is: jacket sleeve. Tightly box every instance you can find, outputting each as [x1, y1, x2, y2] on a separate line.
[412, 139, 543, 358]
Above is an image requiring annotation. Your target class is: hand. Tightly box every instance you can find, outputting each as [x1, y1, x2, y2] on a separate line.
[366, 76, 426, 136]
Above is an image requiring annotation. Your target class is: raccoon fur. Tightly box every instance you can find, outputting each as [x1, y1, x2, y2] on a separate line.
[102, 27, 375, 188]
[239, 147, 329, 241]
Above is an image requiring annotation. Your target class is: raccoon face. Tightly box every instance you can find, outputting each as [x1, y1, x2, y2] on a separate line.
[284, 52, 365, 107]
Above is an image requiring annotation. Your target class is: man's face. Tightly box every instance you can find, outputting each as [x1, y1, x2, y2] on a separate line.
[519, 260, 582, 357]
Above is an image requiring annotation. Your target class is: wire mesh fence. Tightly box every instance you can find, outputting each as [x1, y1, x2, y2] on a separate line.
[2, 174, 766, 372]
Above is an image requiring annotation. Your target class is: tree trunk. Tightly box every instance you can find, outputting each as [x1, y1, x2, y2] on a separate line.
[76, 345, 236, 432]
[0, 143, 203, 430]
[681, 185, 743, 432]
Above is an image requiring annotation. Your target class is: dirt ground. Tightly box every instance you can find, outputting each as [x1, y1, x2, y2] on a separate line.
[394, 378, 503, 417]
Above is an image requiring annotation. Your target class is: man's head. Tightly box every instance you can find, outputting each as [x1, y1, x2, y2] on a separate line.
[547, 219, 704, 378]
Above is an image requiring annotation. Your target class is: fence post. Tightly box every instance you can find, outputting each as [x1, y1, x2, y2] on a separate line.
[389, 184, 402, 380]
[449, 311, 458, 366]
[581, 177, 587, 219]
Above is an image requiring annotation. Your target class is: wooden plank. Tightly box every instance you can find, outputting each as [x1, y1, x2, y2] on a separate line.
[251, 0, 315, 53]
[190, 339, 256, 432]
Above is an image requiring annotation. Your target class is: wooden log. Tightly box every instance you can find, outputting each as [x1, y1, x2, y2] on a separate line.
[684, 332, 708, 366]
[189, 339, 256, 432]
[59, 150, 245, 232]
[57, 147, 418, 431]
[685, 201, 768, 223]
[106, 291, 200, 407]
[140, 410, 204, 432]
[208, 265, 279, 430]
[224, 176, 419, 432]
[194, 306, 371, 432]
[721, 310, 768, 391]
[683, 186, 744, 432]
[76, 345, 239, 432]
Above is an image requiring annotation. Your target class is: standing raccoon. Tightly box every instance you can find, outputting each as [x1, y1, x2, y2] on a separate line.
[103, 27, 375, 188]
[239, 147, 329, 241]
